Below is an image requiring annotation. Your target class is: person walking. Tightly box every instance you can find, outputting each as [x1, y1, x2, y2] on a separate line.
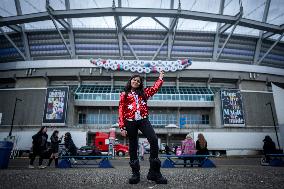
[29, 126, 48, 169]
[118, 71, 167, 184]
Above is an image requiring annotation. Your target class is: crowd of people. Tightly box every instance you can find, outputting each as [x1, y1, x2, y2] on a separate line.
[28, 126, 77, 169]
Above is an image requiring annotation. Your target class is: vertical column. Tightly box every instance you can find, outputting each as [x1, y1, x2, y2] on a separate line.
[213, 91, 222, 128]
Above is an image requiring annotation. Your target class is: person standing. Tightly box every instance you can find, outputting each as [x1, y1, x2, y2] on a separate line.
[119, 71, 167, 184]
[29, 126, 48, 169]
[47, 130, 63, 167]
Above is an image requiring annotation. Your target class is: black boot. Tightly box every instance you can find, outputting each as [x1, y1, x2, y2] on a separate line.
[147, 158, 167, 184]
[129, 159, 140, 184]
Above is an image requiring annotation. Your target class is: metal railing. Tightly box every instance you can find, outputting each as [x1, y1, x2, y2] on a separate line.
[74, 93, 214, 101]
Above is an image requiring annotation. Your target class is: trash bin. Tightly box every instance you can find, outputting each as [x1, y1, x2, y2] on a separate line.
[0, 141, 13, 169]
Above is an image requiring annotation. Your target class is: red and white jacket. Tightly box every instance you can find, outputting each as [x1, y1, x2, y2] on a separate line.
[118, 78, 163, 131]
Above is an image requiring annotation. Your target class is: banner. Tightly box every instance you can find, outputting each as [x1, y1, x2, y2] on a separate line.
[90, 59, 192, 73]
[221, 89, 245, 126]
[42, 87, 69, 126]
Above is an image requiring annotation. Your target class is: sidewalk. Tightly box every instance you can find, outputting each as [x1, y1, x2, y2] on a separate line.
[1, 156, 283, 189]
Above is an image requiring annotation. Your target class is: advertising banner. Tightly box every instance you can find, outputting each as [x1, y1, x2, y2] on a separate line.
[42, 87, 69, 126]
[221, 89, 245, 126]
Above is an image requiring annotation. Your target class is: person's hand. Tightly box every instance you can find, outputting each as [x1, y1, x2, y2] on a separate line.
[121, 130, 127, 137]
[159, 70, 165, 80]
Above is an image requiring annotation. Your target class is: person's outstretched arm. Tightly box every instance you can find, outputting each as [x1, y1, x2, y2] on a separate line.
[144, 71, 164, 99]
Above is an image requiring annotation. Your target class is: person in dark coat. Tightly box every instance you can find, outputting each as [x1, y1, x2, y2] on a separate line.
[196, 133, 209, 166]
[64, 132, 77, 156]
[29, 126, 48, 169]
[263, 135, 276, 162]
[47, 130, 63, 167]
[196, 133, 209, 155]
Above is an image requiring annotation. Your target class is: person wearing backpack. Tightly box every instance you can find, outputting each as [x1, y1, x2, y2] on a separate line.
[29, 126, 48, 169]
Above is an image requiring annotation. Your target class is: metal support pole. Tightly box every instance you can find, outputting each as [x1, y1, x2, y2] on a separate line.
[257, 32, 284, 64]
[9, 98, 22, 137]
[266, 102, 280, 149]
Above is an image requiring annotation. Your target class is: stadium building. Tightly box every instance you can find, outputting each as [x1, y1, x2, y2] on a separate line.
[0, 0, 284, 156]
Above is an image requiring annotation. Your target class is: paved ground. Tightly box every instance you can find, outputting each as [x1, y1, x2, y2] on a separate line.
[1, 156, 283, 189]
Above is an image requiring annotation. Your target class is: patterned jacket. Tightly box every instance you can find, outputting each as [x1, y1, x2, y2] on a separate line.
[181, 139, 196, 155]
[118, 78, 163, 131]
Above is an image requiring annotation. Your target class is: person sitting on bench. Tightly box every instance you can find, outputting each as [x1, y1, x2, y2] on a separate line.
[181, 133, 196, 167]
[196, 133, 209, 166]
[64, 132, 78, 163]
[263, 135, 276, 163]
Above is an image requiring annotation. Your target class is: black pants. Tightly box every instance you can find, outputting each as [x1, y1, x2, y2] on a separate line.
[126, 118, 158, 160]
[29, 150, 44, 166]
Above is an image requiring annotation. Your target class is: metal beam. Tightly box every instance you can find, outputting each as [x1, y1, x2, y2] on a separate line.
[113, 0, 124, 59]
[257, 32, 284, 65]
[65, 0, 76, 58]
[152, 18, 178, 60]
[121, 16, 141, 30]
[114, 15, 123, 58]
[46, 2, 70, 30]
[215, 8, 242, 61]
[262, 31, 274, 39]
[167, 0, 175, 60]
[122, 33, 138, 60]
[46, 1, 72, 57]
[219, 23, 231, 34]
[212, 0, 225, 61]
[219, 12, 241, 34]
[254, 0, 271, 64]
[0, 27, 26, 60]
[0, 8, 283, 34]
[0, 16, 22, 33]
[49, 14, 72, 57]
[151, 17, 169, 31]
[7, 24, 22, 33]
[14, 0, 31, 60]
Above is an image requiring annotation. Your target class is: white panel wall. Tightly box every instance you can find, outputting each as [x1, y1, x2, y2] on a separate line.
[272, 83, 284, 150]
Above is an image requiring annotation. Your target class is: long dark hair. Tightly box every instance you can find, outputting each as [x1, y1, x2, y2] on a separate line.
[198, 133, 207, 149]
[37, 126, 47, 134]
[124, 74, 147, 101]
[51, 130, 59, 137]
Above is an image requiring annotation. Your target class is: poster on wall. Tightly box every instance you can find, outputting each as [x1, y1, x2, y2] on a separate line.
[221, 89, 245, 126]
[42, 87, 69, 126]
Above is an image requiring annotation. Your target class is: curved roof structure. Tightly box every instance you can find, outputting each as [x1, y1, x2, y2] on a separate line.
[0, 0, 283, 68]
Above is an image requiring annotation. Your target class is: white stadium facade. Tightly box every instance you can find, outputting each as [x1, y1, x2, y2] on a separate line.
[0, 0, 284, 156]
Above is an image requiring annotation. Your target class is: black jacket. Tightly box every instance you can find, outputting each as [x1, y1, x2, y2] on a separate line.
[32, 132, 48, 152]
[196, 140, 209, 155]
[263, 139, 276, 155]
[50, 135, 61, 153]
[64, 137, 77, 156]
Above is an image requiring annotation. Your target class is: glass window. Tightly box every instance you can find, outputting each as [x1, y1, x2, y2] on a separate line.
[79, 113, 86, 124]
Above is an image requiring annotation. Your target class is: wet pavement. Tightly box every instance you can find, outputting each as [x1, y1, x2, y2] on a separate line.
[0, 156, 283, 189]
